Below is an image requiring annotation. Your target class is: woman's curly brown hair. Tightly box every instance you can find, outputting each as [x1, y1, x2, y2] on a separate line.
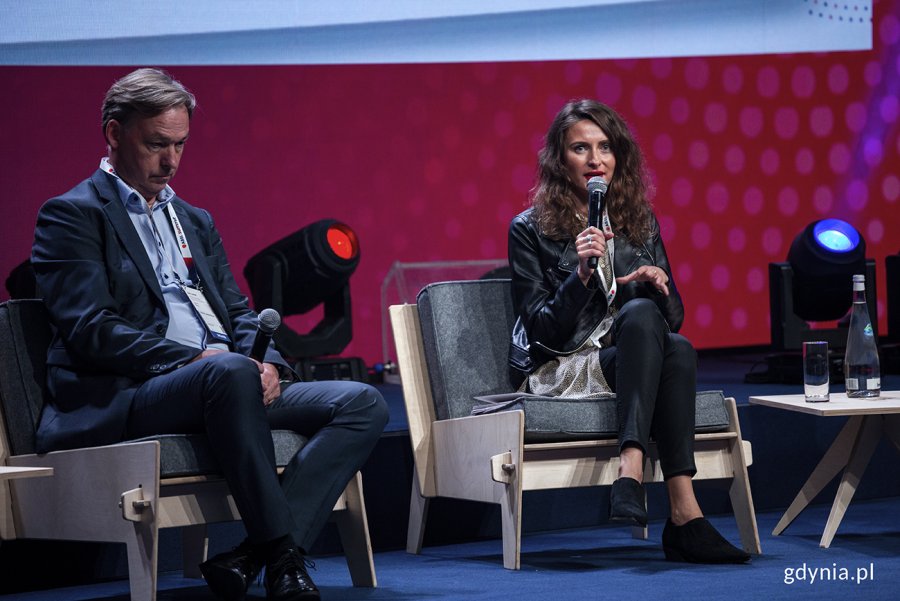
[531, 99, 654, 245]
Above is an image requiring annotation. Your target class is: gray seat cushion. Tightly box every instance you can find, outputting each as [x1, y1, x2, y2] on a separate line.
[417, 281, 730, 443]
[473, 389, 730, 442]
[131, 430, 308, 478]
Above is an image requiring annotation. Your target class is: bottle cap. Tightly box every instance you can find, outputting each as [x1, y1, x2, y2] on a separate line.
[852, 274, 865, 283]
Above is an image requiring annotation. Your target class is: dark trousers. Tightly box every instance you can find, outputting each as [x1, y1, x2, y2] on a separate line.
[597, 298, 697, 478]
[125, 353, 389, 551]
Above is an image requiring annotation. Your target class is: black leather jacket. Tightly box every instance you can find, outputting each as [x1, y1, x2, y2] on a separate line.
[508, 207, 684, 375]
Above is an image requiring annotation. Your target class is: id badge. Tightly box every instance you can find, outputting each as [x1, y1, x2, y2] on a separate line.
[182, 285, 231, 343]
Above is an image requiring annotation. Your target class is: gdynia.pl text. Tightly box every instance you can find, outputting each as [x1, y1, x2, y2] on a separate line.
[784, 562, 875, 585]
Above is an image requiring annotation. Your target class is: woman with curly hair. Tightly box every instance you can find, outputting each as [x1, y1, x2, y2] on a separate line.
[508, 99, 749, 563]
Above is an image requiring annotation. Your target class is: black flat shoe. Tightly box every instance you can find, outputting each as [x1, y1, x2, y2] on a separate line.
[609, 477, 648, 527]
[200, 541, 264, 600]
[662, 517, 751, 564]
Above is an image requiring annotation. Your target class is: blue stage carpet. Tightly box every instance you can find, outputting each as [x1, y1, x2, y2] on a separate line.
[5, 495, 898, 601]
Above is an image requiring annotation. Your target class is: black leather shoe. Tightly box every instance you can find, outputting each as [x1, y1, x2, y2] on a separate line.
[265, 548, 320, 601]
[200, 541, 264, 600]
[662, 517, 751, 564]
[609, 477, 648, 527]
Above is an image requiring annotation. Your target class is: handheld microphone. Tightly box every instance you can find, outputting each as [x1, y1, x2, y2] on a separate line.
[587, 176, 608, 269]
[250, 308, 281, 362]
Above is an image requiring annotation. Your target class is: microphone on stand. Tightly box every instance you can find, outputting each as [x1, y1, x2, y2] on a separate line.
[250, 308, 281, 362]
[587, 176, 608, 269]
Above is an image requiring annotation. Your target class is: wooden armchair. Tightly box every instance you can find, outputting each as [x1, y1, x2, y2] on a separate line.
[389, 279, 761, 569]
[0, 299, 376, 600]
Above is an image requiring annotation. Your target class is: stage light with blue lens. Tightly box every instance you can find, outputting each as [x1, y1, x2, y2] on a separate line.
[813, 219, 861, 254]
[788, 219, 866, 322]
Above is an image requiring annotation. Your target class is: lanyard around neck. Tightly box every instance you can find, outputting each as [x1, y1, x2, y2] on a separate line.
[597, 207, 616, 306]
[144, 202, 200, 288]
[164, 203, 194, 269]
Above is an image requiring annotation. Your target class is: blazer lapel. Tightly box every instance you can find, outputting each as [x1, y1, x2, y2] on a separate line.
[93, 171, 165, 306]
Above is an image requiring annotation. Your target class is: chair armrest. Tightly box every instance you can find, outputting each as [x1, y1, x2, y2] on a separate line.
[6, 441, 161, 542]
[430, 411, 525, 503]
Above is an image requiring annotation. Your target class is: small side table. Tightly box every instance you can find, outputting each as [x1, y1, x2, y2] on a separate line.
[0, 466, 54, 481]
[749, 392, 900, 547]
[1, 466, 53, 547]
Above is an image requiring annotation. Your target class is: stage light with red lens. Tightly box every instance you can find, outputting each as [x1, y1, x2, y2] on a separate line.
[244, 219, 361, 360]
[326, 223, 359, 261]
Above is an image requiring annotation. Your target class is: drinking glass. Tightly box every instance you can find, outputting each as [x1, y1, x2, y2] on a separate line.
[803, 341, 830, 402]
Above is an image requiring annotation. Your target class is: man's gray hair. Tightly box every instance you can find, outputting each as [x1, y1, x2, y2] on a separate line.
[101, 68, 196, 131]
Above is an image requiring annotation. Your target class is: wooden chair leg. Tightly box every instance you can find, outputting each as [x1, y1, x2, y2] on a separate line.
[407, 471, 429, 555]
[729, 439, 762, 554]
[499, 468, 522, 570]
[721, 397, 762, 554]
[334, 472, 377, 587]
[125, 518, 159, 601]
[181, 524, 208, 579]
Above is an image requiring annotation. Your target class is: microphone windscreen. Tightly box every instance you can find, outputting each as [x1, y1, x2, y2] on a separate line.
[257, 308, 281, 335]
[587, 176, 608, 196]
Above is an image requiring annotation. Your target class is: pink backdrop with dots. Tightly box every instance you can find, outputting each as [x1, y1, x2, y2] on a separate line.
[1, 3, 898, 365]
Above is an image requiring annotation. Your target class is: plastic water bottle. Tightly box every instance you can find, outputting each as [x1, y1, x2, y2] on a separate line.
[843, 274, 880, 398]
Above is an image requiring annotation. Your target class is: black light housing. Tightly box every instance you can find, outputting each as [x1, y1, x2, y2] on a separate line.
[769, 218, 876, 352]
[787, 219, 866, 321]
[887, 252, 900, 342]
[884, 252, 900, 373]
[244, 219, 360, 360]
[750, 219, 879, 384]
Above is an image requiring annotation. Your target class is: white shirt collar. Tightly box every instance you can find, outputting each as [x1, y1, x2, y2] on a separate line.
[99, 157, 175, 213]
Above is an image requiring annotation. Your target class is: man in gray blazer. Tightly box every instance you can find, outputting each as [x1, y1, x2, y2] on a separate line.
[31, 68, 388, 601]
